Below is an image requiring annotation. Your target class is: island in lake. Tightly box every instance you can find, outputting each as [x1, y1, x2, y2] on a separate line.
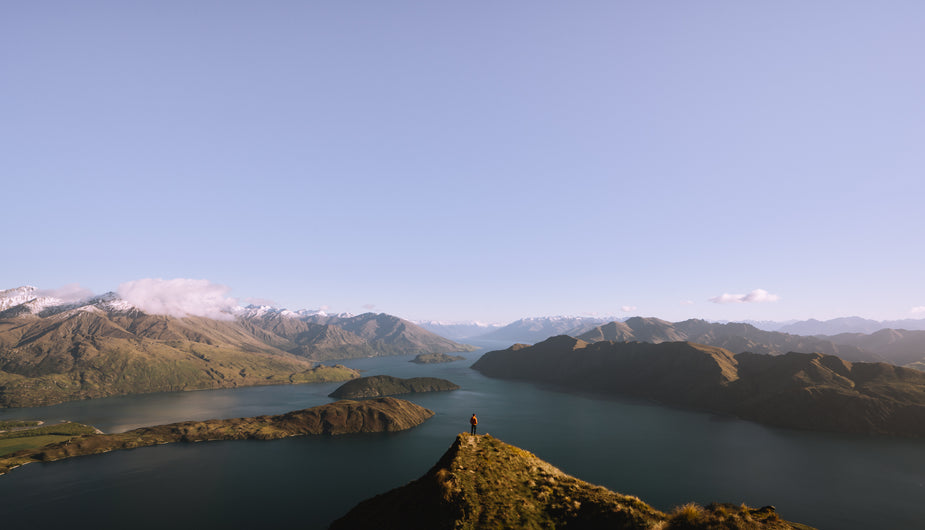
[410, 352, 466, 364]
[472, 336, 925, 437]
[0, 397, 433, 476]
[331, 433, 814, 529]
[329, 375, 460, 399]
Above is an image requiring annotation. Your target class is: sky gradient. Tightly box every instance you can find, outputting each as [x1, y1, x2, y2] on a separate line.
[4, 1, 924, 323]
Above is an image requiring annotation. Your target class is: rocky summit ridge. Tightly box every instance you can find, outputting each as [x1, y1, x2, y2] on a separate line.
[330, 433, 813, 529]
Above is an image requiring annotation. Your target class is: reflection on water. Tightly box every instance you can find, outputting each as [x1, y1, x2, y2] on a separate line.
[2, 347, 925, 529]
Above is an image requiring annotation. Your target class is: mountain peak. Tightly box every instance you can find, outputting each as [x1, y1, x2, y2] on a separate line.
[331, 433, 810, 529]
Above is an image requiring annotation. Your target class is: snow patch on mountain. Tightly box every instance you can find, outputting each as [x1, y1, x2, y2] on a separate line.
[0, 286, 139, 317]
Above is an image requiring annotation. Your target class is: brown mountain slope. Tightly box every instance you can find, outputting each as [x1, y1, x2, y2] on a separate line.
[241, 311, 476, 361]
[317, 313, 478, 357]
[472, 337, 925, 437]
[330, 433, 812, 530]
[0, 308, 359, 408]
[0, 397, 433, 476]
[237, 314, 376, 359]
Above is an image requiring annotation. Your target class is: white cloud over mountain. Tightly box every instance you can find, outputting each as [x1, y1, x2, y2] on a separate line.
[118, 278, 238, 320]
[35, 283, 94, 303]
[709, 289, 780, 304]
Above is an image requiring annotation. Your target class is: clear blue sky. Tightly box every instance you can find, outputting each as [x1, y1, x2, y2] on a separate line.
[4, 1, 924, 323]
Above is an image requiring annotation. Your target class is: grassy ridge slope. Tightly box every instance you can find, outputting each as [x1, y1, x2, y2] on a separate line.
[331, 433, 813, 530]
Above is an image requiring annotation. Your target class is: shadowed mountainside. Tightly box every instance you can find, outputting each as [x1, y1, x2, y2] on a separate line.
[0, 397, 433, 476]
[471, 336, 925, 437]
[778, 316, 925, 336]
[329, 375, 460, 399]
[331, 433, 813, 530]
[823, 329, 925, 368]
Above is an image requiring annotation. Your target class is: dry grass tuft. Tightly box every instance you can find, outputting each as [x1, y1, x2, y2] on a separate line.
[670, 502, 705, 525]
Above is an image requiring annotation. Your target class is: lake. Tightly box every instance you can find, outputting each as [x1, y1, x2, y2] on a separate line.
[1, 344, 924, 529]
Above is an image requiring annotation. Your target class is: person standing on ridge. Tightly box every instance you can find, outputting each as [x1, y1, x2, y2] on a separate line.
[469, 413, 478, 435]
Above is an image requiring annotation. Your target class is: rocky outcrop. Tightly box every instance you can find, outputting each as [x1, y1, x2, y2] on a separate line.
[329, 375, 459, 399]
[409, 353, 465, 364]
[0, 397, 433, 476]
[472, 336, 925, 437]
[331, 433, 813, 530]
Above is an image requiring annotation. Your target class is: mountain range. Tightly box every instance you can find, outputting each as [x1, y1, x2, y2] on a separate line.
[472, 316, 614, 343]
[472, 336, 925, 437]
[414, 320, 505, 340]
[0, 286, 473, 407]
[775, 316, 925, 335]
[460, 315, 925, 370]
[425, 314, 925, 349]
[575, 317, 925, 370]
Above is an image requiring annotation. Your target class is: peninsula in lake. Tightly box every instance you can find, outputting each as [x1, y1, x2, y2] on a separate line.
[472, 336, 925, 437]
[331, 433, 813, 529]
[329, 375, 459, 399]
[0, 397, 433, 476]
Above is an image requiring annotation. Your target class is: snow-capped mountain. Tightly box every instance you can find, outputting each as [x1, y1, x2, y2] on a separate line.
[477, 315, 622, 344]
[414, 320, 506, 340]
[0, 286, 63, 314]
[233, 304, 354, 321]
[0, 286, 136, 317]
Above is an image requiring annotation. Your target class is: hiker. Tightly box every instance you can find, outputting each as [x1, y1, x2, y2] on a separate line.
[470, 413, 478, 435]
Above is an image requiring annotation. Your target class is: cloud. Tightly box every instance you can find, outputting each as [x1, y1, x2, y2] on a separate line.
[35, 283, 94, 302]
[709, 288, 780, 304]
[620, 305, 637, 312]
[912, 306, 925, 314]
[680, 300, 695, 306]
[362, 303, 376, 310]
[118, 278, 238, 320]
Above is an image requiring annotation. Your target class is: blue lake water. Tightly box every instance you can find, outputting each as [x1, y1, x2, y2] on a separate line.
[1, 345, 924, 529]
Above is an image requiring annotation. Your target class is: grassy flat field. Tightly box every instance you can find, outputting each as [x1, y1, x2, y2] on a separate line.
[0, 422, 99, 456]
